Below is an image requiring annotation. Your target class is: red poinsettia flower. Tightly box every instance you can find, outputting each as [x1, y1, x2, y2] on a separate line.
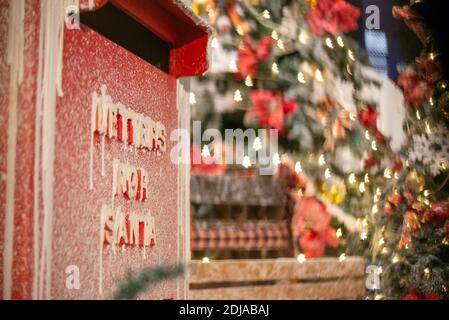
[403, 289, 442, 300]
[306, 0, 360, 36]
[293, 197, 331, 235]
[245, 90, 299, 133]
[358, 105, 378, 129]
[237, 35, 274, 78]
[299, 228, 339, 258]
[190, 144, 228, 176]
[397, 67, 433, 108]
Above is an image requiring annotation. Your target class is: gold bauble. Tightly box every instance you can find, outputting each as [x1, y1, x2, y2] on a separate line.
[320, 177, 347, 205]
[405, 170, 425, 193]
[307, 0, 317, 9]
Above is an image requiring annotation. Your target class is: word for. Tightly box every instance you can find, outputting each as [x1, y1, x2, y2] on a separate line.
[112, 159, 148, 202]
[101, 204, 156, 247]
[92, 85, 166, 155]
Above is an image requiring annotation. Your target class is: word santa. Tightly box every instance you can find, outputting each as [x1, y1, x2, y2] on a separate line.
[101, 204, 156, 247]
[91, 84, 166, 155]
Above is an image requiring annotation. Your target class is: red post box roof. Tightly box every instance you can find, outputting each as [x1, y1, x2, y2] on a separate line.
[80, 0, 211, 77]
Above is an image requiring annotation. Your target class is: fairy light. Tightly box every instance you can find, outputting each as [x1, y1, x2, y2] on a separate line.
[236, 25, 244, 36]
[425, 121, 432, 134]
[324, 168, 332, 179]
[371, 140, 377, 151]
[315, 69, 324, 82]
[242, 155, 252, 168]
[318, 154, 326, 166]
[336, 228, 343, 239]
[211, 37, 219, 49]
[429, 97, 434, 106]
[430, 52, 435, 60]
[381, 247, 389, 255]
[297, 72, 306, 84]
[245, 75, 253, 87]
[299, 29, 308, 44]
[202, 257, 210, 264]
[297, 254, 306, 263]
[349, 112, 356, 121]
[234, 89, 242, 102]
[359, 182, 366, 193]
[348, 173, 356, 185]
[346, 64, 352, 75]
[273, 153, 281, 166]
[372, 204, 378, 215]
[253, 137, 262, 151]
[325, 37, 334, 49]
[416, 109, 421, 120]
[277, 39, 285, 51]
[364, 174, 370, 184]
[392, 255, 400, 264]
[271, 30, 279, 40]
[365, 130, 371, 140]
[379, 237, 385, 246]
[384, 168, 392, 179]
[347, 49, 355, 61]
[262, 9, 271, 19]
[374, 294, 384, 300]
[295, 161, 302, 174]
[339, 253, 346, 262]
[272, 62, 279, 75]
[201, 145, 210, 157]
[336, 36, 344, 47]
[189, 92, 197, 105]
[360, 231, 368, 240]
[229, 60, 238, 72]
[424, 268, 431, 279]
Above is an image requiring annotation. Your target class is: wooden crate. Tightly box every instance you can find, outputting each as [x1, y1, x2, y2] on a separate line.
[189, 257, 365, 300]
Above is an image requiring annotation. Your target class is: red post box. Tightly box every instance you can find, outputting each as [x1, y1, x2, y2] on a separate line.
[0, 0, 209, 299]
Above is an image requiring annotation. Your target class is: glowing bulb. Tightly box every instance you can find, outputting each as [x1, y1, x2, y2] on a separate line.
[360, 232, 368, 240]
[202, 257, 210, 264]
[339, 253, 346, 262]
[348, 49, 355, 61]
[365, 130, 371, 140]
[297, 72, 306, 84]
[271, 30, 279, 40]
[384, 168, 392, 179]
[379, 237, 385, 246]
[277, 39, 285, 51]
[416, 109, 421, 120]
[315, 69, 324, 82]
[337, 36, 344, 47]
[324, 168, 332, 179]
[272, 62, 279, 75]
[364, 173, 370, 184]
[297, 254, 306, 263]
[262, 9, 271, 19]
[372, 205, 378, 214]
[336, 228, 343, 239]
[349, 112, 356, 121]
[245, 75, 253, 87]
[318, 154, 326, 166]
[189, 92, 197, 105]
[295, 161, 302, 174]
[392, 256, 400, 264]
[253, 137, 262, 151]
[299, 29, 308, 44]
[425, 121, 432, 134]
[358, 182, 366, 193]
[349, 173, 356, 185]
[325, 37, 334, 49]
[234, 89, 242, 102]
[371, 141, 377, 151]
[242, 155, 251, 168]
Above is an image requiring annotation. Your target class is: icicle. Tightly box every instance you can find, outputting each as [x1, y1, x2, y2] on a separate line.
[4, 0, 25, 300]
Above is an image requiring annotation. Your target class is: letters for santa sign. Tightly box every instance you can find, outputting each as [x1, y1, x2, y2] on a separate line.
[0, 0, 209, 299]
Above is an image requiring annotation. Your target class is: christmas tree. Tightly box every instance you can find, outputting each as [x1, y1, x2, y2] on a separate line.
[190, 0, 398, 262]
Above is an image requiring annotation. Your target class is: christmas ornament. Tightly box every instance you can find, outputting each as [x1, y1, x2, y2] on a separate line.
[397, 67, 433, 108]
[405, 170, 425, 193]
[306, 0, 360, 36]
[320, 177, 347, 205]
